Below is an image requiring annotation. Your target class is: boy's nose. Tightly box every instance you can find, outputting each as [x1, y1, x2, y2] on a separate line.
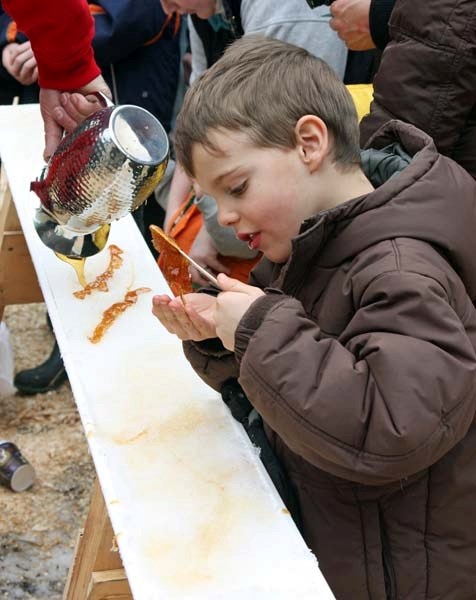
[217, 203, 239, 228]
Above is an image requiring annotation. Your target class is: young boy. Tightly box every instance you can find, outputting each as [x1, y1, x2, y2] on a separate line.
[160, 0, 348, 287]
[152, 35, 476, 599]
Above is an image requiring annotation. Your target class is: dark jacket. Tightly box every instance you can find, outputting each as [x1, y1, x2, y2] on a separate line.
[90, 0, 180, 133]
[361, 0, 476, 180]
[369, 0, 395, 49]
[0, 9, 38, 104]
[184, 121, 476, 599]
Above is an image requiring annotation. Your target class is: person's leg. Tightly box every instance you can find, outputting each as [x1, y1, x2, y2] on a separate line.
[142, 193, 165, 258]
[14, 315, 67, 394]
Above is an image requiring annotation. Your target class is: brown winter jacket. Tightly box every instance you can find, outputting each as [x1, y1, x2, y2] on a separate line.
[360, 0, 476, 180]
[183, 121, 476, 600]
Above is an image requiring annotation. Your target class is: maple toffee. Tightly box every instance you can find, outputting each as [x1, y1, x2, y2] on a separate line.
[74, 244, 124, 299]
[55, 253, 87, 288]
[89, 287, 151, 344]
[149, 225, 193, 296]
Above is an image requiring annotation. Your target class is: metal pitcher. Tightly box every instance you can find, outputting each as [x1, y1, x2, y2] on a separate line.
[32, 99, 169, 258]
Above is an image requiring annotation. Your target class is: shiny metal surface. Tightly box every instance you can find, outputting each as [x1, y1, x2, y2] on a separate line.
[33, 206, 111, 258]
[31, 103, 169, 257]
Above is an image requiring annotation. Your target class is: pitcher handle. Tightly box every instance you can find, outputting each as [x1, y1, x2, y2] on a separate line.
[91, 91, 115, 108]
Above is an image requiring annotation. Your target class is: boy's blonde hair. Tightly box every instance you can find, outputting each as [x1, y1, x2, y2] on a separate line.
[174, 35, 361, 176]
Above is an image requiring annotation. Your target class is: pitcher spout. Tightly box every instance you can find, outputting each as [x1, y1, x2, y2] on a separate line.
[30, 179, 52, 211]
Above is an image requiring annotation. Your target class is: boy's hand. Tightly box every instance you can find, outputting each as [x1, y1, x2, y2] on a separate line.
[215, 274, 265, 351]
[152, 292, 217, 341]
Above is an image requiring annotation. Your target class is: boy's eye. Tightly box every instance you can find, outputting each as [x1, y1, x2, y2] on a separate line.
[229, 181, 248, 197]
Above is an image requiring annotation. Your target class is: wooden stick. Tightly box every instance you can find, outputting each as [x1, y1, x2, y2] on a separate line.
[175, 245, 219, 287]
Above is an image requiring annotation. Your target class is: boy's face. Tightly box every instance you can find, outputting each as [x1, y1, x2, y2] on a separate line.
[191, 129, 325, 264]
[160, 0, 218, 18]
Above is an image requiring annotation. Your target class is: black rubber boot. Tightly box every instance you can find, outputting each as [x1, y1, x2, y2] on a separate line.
[14, 341, 67, 394]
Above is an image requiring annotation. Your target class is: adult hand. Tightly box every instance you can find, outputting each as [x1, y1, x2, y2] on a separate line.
[160, 0, 174, 14]
[2, 41, 38, 86]
[330, 0, 375, 51]
[152, 292, 217, 341]
[40, 74, 111, 161]
[163, 163, 192, 231]
[215, 274, 265, 351]
[189, 225, 230, 286]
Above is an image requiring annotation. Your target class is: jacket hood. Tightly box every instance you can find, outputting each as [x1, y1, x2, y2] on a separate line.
[309, 120, 476, 300]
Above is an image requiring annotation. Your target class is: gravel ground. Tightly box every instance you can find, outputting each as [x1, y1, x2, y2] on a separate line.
[0, 303, 94, 599]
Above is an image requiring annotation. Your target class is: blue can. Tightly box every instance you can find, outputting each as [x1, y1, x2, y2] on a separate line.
[0, 441, 35, 492]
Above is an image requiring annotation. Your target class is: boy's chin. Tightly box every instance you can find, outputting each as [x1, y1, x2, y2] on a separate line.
[264, 246, 291, 264]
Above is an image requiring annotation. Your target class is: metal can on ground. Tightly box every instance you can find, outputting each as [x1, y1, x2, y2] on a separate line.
[0, 441, 36, 492]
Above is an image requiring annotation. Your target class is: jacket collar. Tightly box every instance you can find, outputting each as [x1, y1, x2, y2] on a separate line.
[291, 120, 438, 267]
[273, 120, 438, 290]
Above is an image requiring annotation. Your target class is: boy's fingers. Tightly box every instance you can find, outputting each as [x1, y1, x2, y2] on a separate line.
[153, 299, 194, 336]
[152, 294, 213, 340]
[152, 294, 173, 305]
[184, 304, 214, 330]
[170, 304, 196, 328]
[153, 306, 185, 336]
[151, 296, 178, 329]
[171, 302, 213, 338]
[216, 273, 248, 293]
[167, 308, 205, 340]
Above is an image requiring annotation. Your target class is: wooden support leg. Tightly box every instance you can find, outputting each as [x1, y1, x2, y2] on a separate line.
[0, 165, 43, 320]
[63, 479, 133, 600]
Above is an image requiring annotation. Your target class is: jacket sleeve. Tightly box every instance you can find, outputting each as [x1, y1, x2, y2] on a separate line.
[90, 0, 172, 66]
[0, 10, 22, 49]
[360, 0, 476, 172]
[234, 269, 476, 486]
[1, 0, 100, 89]
[182, 338, 240, 393]
[188, 16, 208, 84]
[0, 12, 12, 83]
[368, 0, 395, 50]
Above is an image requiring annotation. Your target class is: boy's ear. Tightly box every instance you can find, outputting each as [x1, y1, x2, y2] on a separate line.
[295, 115, 329, 172]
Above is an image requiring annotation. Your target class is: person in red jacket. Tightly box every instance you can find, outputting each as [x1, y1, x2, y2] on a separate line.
[2, 0, 110, 159]
[7, 0, 181, 395]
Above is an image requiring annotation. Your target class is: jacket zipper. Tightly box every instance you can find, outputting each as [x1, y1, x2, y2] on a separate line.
[379, 509, 397, 600]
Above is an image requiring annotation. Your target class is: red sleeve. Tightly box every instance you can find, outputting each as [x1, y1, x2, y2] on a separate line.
[2, 0, 100, 89]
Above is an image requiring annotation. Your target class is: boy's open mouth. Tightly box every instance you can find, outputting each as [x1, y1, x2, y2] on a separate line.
[237, 232, 261, 250]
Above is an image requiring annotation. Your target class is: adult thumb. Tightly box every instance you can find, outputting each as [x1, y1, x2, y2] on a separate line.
[42, 115, 63, 161]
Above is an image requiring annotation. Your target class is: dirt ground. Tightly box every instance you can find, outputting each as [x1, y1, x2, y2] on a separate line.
[0, 303, 95, 599]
